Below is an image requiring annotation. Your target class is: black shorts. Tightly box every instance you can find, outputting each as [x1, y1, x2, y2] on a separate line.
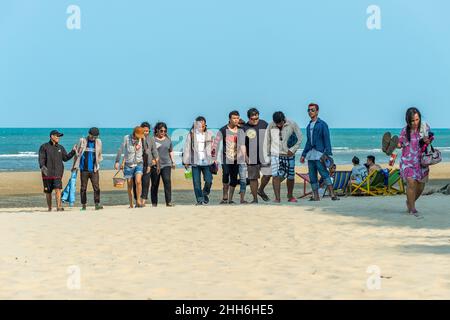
[42, 178, 62, 193]
[222, 164, 239, 187]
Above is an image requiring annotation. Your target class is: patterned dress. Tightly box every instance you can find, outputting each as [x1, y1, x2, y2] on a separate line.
[398, 124, 430, 183]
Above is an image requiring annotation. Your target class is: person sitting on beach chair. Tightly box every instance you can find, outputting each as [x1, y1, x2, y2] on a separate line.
[351, 156, 368, 185]
[318, 164, 336, 195]
[366, 155, 382, 174]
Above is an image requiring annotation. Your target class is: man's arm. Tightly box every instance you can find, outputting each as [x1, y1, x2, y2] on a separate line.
[263, 125, 272, 158]
[38, 144, 48, 175]
[323, 122, 332, 156]
[97, 139, 103, 163]
[301, 125, 311, 158]
[61, 145, 76, 162]
[149, 137, 159, 164]
[289, 122, 303, 155]
[212, 130, 222, 162]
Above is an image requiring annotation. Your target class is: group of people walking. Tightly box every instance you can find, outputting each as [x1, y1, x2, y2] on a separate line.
[38, 105, 434, 216]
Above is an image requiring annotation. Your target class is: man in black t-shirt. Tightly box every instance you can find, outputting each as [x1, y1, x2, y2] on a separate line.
[212, 110, 247, 204]
[243, 108, 271, 203]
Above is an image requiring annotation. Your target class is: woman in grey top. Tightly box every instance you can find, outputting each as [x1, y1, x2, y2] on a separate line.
[151, 122, 175, 207]
[115, 126, 147, 208]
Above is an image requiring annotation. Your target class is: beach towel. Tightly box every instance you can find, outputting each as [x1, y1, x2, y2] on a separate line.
[62, 170, 78, 207]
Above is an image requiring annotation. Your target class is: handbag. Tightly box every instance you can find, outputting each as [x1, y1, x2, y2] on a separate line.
[421, 145, 442, 167]
[209, 162, 219, 175]
[112, 170, 126, 188]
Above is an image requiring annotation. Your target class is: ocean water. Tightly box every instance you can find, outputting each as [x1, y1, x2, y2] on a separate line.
[0, 128, 449, 172]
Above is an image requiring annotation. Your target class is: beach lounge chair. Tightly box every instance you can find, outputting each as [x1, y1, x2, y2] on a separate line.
[386, 168, 405, 195]
[296, 172, 312, 198]
[323, 171, 352, 197]
[351, 170, 386, 196]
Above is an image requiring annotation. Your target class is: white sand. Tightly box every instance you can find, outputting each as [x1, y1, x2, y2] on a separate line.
[1, 194, 450, 300]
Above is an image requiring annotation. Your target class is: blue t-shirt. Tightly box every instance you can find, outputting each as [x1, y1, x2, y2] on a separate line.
[80, 140, 96, 172]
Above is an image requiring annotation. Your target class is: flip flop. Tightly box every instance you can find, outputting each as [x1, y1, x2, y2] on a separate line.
[382, 132, 392, 154]
[386, 135, 399, 156]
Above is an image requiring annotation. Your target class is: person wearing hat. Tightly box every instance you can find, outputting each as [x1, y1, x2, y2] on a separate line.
[38, 130, 77, 211]
[72, 127, 104, 210]
[115, 126, 147, 208]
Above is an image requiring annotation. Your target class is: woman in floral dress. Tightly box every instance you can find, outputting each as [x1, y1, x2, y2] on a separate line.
[397, 107, 431, 216]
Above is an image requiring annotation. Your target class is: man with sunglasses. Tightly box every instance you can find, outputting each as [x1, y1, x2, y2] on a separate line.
[243, 107, 271, 203]
[72, 127, 104, 210]
[265, 111, 302, 203]
[300, 103, 339, 201]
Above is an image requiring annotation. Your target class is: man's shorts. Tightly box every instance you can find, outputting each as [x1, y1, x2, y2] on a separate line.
[260, 164, 272, 177]
[124, 164, 144, 179]
[42, 178, 63, 194]
[247, 164, 261, 180]
[222, 164, 239, 187]
[271, 156, 295, 180]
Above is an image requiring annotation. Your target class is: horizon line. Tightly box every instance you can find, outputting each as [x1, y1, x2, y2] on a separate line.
[1, 127, 449, 130]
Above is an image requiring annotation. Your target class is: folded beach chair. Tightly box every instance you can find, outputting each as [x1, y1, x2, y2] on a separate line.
[296, 172, 312, 199]
[323, 171, 352, 197]
[386, 168, 405, 195]
[351, 170, 386, 196]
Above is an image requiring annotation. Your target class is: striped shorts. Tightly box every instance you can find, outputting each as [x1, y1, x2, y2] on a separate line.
[271, 156, 295, 180]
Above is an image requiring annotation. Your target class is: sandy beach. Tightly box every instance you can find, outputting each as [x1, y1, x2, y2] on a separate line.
[1, 194, 450, 299]
[0, 162, 449, 299]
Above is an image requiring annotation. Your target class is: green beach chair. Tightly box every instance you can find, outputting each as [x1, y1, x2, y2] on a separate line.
[386, 168, 405, 195]
[351, 170, 386, 196]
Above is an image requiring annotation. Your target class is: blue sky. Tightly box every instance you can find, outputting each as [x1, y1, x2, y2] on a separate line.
[1, 0, 449, 128]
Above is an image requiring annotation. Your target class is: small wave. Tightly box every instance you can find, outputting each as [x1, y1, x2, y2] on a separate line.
[0, 152, 38, 158]
[332, 148, 382, 153]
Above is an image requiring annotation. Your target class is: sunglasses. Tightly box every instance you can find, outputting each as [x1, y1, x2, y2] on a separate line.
[308, 108, 316, 112]
[159, 129, 167, 132]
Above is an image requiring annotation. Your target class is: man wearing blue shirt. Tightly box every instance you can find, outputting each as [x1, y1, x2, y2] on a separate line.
[73, 127, 104, 210]
[300, 103, 340, 201]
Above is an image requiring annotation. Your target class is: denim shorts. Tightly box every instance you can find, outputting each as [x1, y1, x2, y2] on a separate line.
[124, 164, 144, 179]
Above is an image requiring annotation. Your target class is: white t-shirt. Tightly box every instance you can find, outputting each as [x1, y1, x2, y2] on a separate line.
[195, 131, 207, 166]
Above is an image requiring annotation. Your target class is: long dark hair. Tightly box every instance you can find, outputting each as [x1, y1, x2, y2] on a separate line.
[191, 116, 207, 132]
[154, 122, 168, 136]
[405, 107, 422, 142]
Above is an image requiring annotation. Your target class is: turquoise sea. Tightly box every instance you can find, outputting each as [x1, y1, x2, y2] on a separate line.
[0, 128, 449, 172]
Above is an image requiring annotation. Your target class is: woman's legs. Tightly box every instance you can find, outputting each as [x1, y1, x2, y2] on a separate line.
[135, 173, 143, 206]
[415, 182, 425, 201]
[406, 178, 417, 212]
[161, 166, 172, 205]
[127, 179, 134, 208]
[150, 166, 160, 206]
